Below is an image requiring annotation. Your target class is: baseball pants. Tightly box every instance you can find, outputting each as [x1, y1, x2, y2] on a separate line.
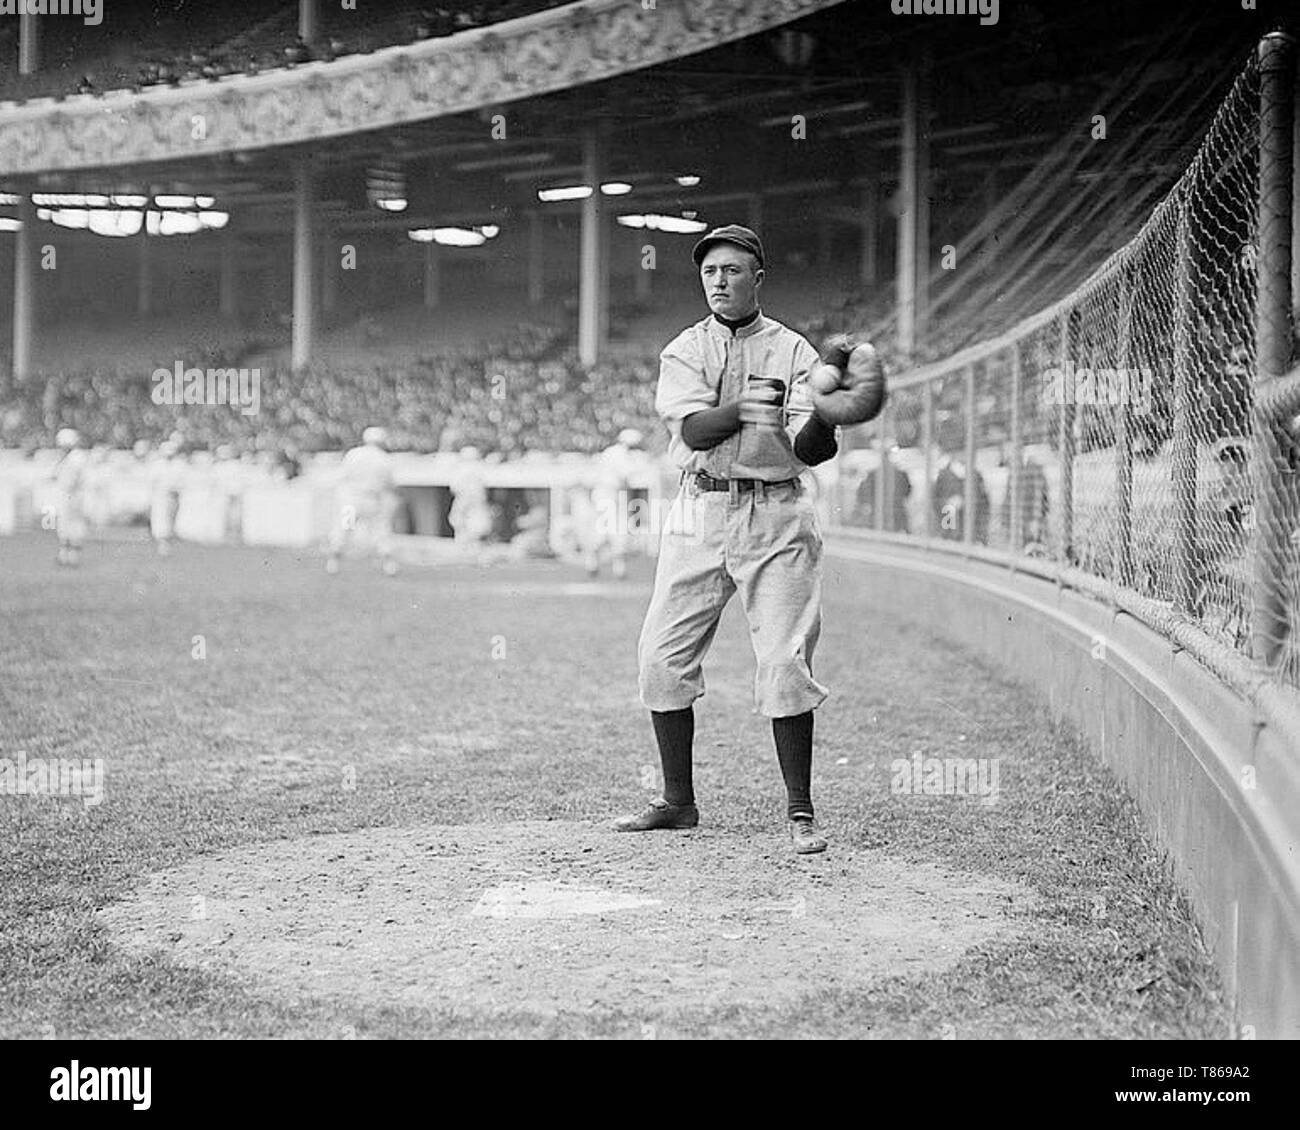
[638, 478, 829, 718]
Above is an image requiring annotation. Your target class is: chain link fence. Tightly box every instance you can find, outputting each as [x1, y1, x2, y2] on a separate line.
[839, 34, 1300, 692]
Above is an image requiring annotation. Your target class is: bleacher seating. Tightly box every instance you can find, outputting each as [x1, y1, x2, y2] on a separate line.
[0, 2, 574, 104]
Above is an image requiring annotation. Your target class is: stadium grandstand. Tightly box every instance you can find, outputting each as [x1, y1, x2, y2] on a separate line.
[2, 0, 1300, 1044]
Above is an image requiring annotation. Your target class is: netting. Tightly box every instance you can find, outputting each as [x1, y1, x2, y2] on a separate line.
[843, 43, 1300, 688]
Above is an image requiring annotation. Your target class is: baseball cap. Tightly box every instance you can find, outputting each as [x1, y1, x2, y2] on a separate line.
[692, 224, 764, 268]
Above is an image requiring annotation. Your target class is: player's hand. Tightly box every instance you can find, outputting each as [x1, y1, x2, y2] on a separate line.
[738, 375, 786, 427]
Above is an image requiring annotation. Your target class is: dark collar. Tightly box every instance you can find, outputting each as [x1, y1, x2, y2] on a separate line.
[713, 308, 761, 333]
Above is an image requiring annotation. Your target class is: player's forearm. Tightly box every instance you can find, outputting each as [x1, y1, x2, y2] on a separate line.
[794, 413, 838, 466]
[680, 403, 742, 450]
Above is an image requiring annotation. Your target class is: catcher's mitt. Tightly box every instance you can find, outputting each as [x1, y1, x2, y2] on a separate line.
[810, 334, 887, 426]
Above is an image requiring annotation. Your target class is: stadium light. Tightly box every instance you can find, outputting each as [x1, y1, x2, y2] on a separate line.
[600, 182, 633, 196]
[407, 228, 435, 243]
[0, 192, 20, 205]
[433, 227, 487, 247]
[480, 225, 500, 238]
[616, 213, 708, 234]
[155, 194, 196, 208]
[199, 211, 230, 229]
[376, 198, 408, 212]
[0, 218, 22, 232]
[538, 185, 592, 202]
[112, 194, 149, 207]
[675, 175, 701, 187]
[42, 208, 91, 231]
[88, 210, 144, 238]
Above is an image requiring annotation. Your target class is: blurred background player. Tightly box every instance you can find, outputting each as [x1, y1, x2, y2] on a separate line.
[327, 426, 400, 575]
[148, 437, 185, 556]
[589, 427, 647, 579]
[448, 446, 493, 561]
[52, 428, 89, 567]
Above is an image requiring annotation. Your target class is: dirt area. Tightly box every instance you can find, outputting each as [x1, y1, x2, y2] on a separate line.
[100, 819, 1037, 1018]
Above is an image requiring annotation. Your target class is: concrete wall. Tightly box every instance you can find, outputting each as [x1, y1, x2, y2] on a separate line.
[830, 533, 1300, 1039]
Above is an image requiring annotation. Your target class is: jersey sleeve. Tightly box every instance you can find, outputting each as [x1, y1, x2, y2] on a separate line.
[784, 335, 830, 449]
[655, 328, 717, 426]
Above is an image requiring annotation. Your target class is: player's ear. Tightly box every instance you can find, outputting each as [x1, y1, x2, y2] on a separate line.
[753, 266, 765, 290]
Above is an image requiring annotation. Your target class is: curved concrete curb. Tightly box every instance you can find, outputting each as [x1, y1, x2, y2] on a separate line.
[829, 535, 1300, 1039]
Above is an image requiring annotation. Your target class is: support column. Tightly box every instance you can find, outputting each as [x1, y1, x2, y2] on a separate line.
[1059, 311, 1076, 564]
[11, 195, 35, 383]
[875, 408, 888, 532]
[320, 230, 337, 314]
[860, 179, 878, 286]
[19, 11, 40, 76]
[424, 242, 441, 310]
[1009, 345, 1023, 552]
[921, 380, 935, 541]
[528, 210, 545, 306]
[291, 162, 316, 372]
[1172, 203, 1197, 614]
[963, 364, 977, 545]
[578, 130, 605, 367]
[599, 205, 611, 346]
[916, 47, 932, 338]
[1294, 56, 1300, 331]
[219, 234, 238, 319]
[896, 60, 919, 363]
[299, 0, 319, 44]
[635, 232, 652, 301]
[1252, 32, 1297, 666]
[1115, 271, 1135, 588]
[137, 231, 153, 317]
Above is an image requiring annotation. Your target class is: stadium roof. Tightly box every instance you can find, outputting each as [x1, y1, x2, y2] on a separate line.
[0, 0, 1291, 356]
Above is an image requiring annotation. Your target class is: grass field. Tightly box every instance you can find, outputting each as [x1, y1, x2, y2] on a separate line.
[0, 531, 1230, 1039]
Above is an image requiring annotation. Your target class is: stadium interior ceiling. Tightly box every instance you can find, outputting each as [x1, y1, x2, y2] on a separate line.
[0, 0, 1293, 353]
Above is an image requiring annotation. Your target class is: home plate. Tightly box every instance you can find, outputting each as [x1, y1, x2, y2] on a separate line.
[471, 880, 661, 918]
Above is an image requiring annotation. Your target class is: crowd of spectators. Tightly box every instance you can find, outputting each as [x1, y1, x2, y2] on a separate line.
[0, 322, 662, 462]
[0, 2, 571, 103]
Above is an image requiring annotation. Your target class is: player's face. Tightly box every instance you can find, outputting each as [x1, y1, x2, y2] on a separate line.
[700, 246, 762, 321]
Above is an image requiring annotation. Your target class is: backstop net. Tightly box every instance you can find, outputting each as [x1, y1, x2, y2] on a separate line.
[843, 35, 1300, 693]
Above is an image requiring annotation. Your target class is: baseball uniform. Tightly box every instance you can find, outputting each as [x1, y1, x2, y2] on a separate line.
[638, 311, 832, 718]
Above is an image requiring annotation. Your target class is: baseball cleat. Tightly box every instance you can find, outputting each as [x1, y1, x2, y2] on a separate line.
[612, 798, 699, 832]
[789, 816, 827, 854]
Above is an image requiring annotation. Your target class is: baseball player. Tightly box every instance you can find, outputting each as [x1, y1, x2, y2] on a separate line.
[52, 428, 89, 567]
[148, 438, 185, 556]
[326, 426, 400, 575]
[612, 224, 884, 854]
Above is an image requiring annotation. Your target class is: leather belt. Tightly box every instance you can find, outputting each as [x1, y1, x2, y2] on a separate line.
[691, 473, 798, 493]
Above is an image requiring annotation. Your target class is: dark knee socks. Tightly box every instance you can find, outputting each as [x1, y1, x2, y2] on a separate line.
[651, 707, 813, 817]
[772, 711, 814, 820]
[650, 707, 695, 806]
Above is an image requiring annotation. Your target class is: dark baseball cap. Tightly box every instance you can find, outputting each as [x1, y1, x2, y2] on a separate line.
[692, 224, 765, 268]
